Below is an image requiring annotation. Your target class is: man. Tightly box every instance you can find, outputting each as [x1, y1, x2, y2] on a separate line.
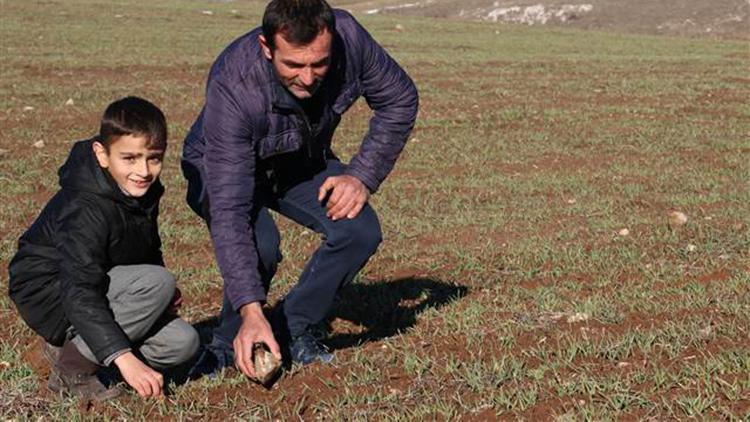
[182, 0, 418, 378]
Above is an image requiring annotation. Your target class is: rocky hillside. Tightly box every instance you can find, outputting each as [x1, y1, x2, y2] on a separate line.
[335, 0, 749, 39]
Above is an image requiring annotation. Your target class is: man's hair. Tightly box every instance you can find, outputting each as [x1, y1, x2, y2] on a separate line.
[262, 0, 335, 50]
[99, 96, 167, 151]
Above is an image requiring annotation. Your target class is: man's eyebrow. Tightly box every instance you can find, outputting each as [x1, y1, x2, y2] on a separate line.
[311, 56, 330, 66]
[281, 55, 330, 67]
[281, 58, 304, 66]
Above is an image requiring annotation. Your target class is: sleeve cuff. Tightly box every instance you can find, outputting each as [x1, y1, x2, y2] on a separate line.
[344, 167, 378, 194]
[103, 348, 132, 367]
[229, 293, 267, 313]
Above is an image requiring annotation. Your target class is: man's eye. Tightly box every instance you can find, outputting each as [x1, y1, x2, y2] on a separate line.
[124, 157, 136, 163]
[149, 157, 162, 164]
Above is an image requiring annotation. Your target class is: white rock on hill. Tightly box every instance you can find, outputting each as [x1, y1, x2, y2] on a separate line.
[461, 3, 593, 25]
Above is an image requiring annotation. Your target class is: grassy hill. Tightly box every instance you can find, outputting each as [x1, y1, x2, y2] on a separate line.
[1, 0, 748, 419]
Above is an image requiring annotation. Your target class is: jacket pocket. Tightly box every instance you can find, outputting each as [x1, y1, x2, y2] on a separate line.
[257, 130, 303, 159]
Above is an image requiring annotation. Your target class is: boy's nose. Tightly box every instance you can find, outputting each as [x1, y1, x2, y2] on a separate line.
[136, 160, 150, 177]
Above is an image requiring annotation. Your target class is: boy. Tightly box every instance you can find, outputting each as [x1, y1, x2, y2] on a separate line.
[8, 96, 199, 400]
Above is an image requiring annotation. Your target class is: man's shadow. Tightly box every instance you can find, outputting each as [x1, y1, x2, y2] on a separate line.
[191, 277, 468, 350]
[325, 277, 468, 350]
[163, 277, 466, 388]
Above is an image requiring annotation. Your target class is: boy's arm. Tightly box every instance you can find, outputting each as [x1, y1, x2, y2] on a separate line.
[56, 201, 165, 398]
[55, 199, 130, 364]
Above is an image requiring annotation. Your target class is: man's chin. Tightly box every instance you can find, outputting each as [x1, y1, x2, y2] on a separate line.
[289, 85, 318, 99]
[291, 90, 313, 99]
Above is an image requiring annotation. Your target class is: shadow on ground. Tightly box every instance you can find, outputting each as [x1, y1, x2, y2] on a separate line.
[326, 277, 468, 350]
[190, 277, 468, 350]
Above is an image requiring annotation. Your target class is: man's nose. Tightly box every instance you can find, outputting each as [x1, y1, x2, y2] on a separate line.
[299, 67, 315, 86]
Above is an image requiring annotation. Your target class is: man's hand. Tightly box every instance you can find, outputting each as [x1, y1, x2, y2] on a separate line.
[234, 302, 282, 378]
[167, 287, 183, 315]
[318, 175, 370, 220]
[114, 352, 163, 398]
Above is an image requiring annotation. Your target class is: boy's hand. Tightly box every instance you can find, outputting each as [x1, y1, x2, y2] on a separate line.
[114, 352, 164, 398]
[234, 302, 281, 379]
[167, 287, 183, 315]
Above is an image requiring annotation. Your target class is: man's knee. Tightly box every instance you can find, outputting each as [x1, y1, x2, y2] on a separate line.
[256, 228, 282, 274]
[255, 209, 283, 278]
[329, 213, 382, 258]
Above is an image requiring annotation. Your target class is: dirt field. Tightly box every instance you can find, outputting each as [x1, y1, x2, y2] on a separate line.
[1, 0, 748, 419]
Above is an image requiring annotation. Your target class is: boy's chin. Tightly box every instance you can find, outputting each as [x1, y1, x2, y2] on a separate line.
[122, 183, 152, 197]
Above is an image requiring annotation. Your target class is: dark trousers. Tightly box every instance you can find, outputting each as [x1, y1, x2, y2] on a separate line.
[187, 158, 381, 350]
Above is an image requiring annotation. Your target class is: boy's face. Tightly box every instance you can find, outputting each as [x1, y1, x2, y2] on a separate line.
[93, 134, 164, 197]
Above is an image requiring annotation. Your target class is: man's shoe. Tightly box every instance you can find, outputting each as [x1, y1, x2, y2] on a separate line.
[290, 331, 334, 366]
[187, 345, 234, 380]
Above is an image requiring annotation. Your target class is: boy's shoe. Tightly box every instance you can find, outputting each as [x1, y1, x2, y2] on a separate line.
[51, 341, 122, 401]
[42, 342, 61, 364]
[41, 342, 63, 392]
[55, 372, 123, 402]
[290, 330, 334, 365]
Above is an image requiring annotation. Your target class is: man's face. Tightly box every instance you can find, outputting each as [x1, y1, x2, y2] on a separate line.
[260, 28, 333, 99]
[93, 134, 164, 197]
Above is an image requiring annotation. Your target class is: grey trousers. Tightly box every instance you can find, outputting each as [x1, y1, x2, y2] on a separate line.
[71, 265, 199, 369]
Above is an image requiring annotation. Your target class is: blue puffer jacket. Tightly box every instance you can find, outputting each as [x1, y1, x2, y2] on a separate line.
[182, 9, 418, 310]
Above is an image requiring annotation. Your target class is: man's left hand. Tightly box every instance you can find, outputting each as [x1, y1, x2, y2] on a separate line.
[318, 175, 370, 220]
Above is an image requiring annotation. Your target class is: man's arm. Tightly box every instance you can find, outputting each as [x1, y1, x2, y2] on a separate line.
[201, 77, 282, 376]
[343, 14, 419, 194]
[202, 78, 265, 309]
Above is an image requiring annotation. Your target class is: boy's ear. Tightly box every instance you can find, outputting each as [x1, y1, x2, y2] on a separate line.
[259, 35, 273, 60]
[92, 141, 110, 169]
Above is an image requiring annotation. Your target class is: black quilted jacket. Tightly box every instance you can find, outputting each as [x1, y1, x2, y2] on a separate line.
[8, 138, 164, 362]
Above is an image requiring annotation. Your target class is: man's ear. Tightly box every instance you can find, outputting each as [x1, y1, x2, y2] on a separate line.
[92, 141, 110, 169]
[258, 34, 273, 60]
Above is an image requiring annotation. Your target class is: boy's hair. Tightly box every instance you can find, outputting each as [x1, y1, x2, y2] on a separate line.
[99, 96, 167, 151]
[262, 0, 335, 50]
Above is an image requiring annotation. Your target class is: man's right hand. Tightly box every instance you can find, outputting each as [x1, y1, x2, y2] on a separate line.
[114, 352, 163, 398]
[234, 302, 282, 378]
